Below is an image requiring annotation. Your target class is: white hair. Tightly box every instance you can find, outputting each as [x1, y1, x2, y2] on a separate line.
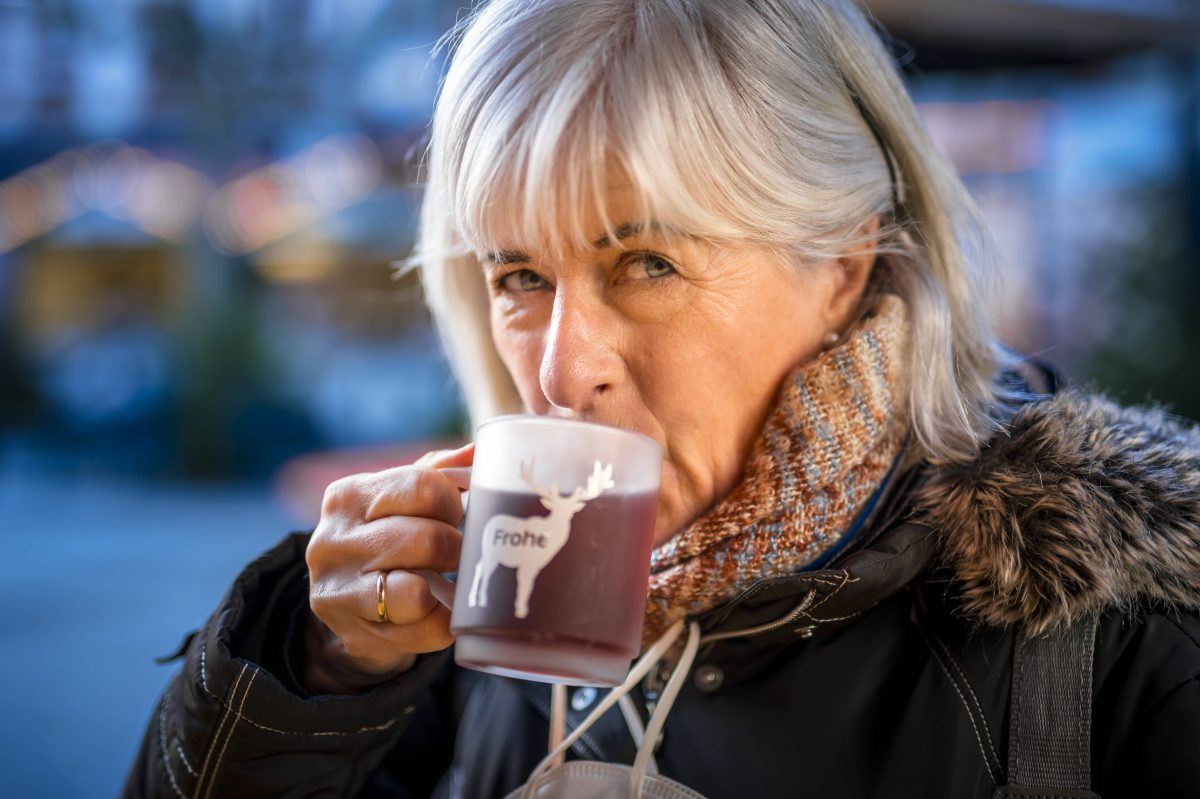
[412, 0, 1018, 464]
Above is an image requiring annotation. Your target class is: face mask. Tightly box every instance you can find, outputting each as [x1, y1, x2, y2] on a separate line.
[504, 620, 708, 799]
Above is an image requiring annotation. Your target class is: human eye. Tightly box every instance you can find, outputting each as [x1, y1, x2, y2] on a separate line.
[621, 253, 677, 282]
[494, 268, 550, 293]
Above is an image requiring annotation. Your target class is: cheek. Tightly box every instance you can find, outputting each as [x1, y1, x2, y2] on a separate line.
[639, 300, 817, 519]
[491, 318, 546, 406]
[631, 333, 748, 494]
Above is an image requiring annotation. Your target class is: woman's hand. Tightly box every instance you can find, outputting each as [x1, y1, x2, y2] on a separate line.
[302, 444, 473, 695]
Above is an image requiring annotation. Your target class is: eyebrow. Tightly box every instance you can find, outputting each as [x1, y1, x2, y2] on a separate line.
[484, 222, 655, 264]
[592, 222, 649, 249]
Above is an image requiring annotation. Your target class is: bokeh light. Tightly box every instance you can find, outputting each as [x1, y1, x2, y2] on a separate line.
[0, 2, 1195, 797]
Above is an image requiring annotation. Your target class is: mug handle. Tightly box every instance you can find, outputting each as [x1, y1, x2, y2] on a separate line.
[414, 570, 457, 608]
[439, 466, 472, 491]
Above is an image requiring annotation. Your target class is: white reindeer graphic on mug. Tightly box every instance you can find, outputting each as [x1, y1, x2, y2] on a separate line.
[467, 459, 615, 618]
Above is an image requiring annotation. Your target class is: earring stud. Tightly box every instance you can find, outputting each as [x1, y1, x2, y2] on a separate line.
[822, 331, 840, 349]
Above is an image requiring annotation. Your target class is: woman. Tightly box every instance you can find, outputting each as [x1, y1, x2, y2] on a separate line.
[126, 0, 1200, 797]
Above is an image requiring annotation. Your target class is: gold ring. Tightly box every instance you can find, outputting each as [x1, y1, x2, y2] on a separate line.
[376, 571, 389, 623]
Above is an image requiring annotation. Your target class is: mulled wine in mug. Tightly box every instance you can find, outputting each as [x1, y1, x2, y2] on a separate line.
[450, 415, 663, 686]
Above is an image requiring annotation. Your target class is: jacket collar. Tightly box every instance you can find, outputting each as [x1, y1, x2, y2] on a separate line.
[697, 386, 1200, 649]
[914, 387, 1200, 636]
[695, 458, 934, 646]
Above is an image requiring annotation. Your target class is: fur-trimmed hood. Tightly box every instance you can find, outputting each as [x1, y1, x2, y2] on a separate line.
[917, 388, 1200, 635]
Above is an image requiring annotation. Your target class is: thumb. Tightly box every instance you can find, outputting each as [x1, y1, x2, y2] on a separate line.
[417, 443, 474, 491]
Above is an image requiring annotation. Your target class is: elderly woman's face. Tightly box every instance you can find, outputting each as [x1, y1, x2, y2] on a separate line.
[482, 186, 873, 545]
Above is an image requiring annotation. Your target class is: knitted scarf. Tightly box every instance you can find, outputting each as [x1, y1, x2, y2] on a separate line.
[643, 293, 910, 642]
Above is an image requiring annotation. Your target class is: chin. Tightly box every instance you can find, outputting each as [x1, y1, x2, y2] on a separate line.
[651, 522, 677, 549]
[655, 455, 715, 545]
[651, 489, 686, 548]
[651, 461, 700, 548]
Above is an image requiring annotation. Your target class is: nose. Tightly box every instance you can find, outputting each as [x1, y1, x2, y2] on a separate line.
[538, 289, 621, 416]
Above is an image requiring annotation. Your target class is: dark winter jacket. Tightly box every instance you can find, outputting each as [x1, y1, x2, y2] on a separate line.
[124, 388, 1200, 798]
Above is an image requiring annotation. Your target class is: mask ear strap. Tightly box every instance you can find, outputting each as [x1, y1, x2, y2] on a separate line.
[548, 685, 567, 767]
[618, 694, 658, 775]
[629, 621, 701, 799]
[523, 620, 686, 798]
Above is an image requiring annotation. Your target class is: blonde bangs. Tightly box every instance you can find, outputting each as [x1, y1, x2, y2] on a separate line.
[434, 0, 787, 263]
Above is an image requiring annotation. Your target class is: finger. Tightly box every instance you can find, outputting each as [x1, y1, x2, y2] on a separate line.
[377, 569, 440, 627]
[360, 466, 465, 525]
[317, 596, 453, 675]
[307, 517, 462, 588]
[311, 516, 462, 574]
[422, 444, 473, 492]
[375, 517, 462, 574]
[370, 603, 455, 654]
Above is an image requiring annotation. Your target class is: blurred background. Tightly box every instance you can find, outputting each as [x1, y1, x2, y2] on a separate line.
[0, 0, 1196, 795]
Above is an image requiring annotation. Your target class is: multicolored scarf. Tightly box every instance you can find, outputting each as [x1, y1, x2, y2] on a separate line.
[643, 294, 910, 642]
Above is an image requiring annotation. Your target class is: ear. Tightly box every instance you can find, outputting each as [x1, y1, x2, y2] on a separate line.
[823, 215, 880, 331]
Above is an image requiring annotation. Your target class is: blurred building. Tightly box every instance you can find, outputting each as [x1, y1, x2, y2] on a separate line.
[0, 0, 1198, 483]
[862, 0, 1200, 412]
[0, 0, 465, 478]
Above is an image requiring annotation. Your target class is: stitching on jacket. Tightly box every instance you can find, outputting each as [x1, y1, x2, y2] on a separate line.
[931, 638, 1008, 782]
[198, 644, 211, 699]
[175, 744, 197, 777]
[159, 690, 199, 778]
[924, 619, 1003, 771]
[195, 663, 248, 794]
[912, 587, 1004, 785]
[805, 571, 850, 612]
[813, 527, 935, 623]
[854, 527, 936, 577]
[709, 523, 933, 632]
[239, 714, 400, 737]
[703, 522, 933, 631]
[201, 666, 258, 799]
[803, 609, 864, 624]
[156, 694, 189, 799]
[199, 637, 404, 738]
[922, 632, 1002, 784]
